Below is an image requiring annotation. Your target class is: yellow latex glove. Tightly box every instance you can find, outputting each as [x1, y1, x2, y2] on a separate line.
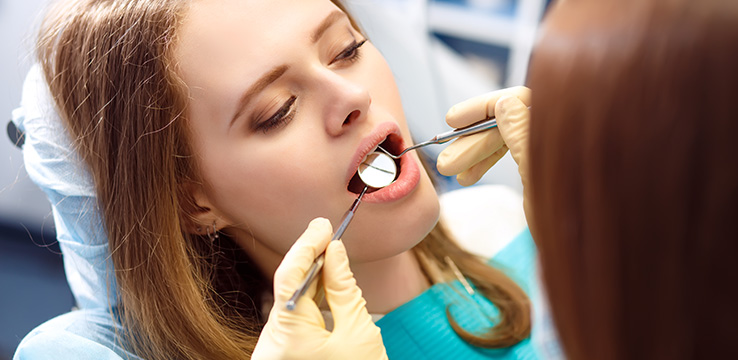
[437, 86, 532, 218]
[252, 218, 388, 360]
[437, 86, 531, 185]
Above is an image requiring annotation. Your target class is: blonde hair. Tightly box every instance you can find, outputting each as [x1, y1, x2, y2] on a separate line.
[38, 1, 530, 358]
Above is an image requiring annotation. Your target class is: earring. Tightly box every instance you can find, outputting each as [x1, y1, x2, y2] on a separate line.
[207, 221, 220, 242]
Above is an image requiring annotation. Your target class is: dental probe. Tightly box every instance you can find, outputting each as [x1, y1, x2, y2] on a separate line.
[286, 185, 369, 311]
[378, 118, 498, 159]
[378, 107, 531, 159]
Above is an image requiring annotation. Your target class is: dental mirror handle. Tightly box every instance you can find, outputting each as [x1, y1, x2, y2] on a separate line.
[286, 186, 368, 310]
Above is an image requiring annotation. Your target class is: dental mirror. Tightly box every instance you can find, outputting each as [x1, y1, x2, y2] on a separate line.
[358, 151, 397, 188]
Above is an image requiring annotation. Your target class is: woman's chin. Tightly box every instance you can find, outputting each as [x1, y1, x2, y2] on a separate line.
[343, 199, 441, 263]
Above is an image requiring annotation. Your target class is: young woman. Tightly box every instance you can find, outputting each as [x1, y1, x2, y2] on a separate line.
[14, 0, 544, 359]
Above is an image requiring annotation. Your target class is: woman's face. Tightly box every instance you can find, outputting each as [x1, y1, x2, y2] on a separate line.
[176, 0, 440, 263]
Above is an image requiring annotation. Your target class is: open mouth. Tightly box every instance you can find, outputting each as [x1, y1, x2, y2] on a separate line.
[347, 134, 403, 194]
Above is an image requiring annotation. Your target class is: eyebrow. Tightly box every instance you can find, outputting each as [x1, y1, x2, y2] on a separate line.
[230, 10, 345, 128]
[230, 65, 288, 127]
[311, 10, 344, 43]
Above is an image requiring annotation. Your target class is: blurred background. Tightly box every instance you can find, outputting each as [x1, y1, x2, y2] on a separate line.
[0, 0, 550, 358]
[1, 1, 76, 359]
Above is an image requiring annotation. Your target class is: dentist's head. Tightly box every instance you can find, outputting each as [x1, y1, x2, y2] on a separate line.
[528, 0, 738, 359]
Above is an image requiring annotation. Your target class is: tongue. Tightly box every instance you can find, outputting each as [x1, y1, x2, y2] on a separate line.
[347, 172, 365, 194]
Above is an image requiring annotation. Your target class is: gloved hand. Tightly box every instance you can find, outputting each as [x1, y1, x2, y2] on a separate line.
[436, 86, 532, 218]
[252, 218, 388, 360]
[437, 86, 532, 185]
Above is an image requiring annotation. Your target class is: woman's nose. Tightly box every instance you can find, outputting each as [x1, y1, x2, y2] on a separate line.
[317, 71, 371, 136]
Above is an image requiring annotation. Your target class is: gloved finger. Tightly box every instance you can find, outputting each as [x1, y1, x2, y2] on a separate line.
[494, 95, 531, 167]
[445, 86, 531, 129]
[321, 240, 376, 333]
[436, 129, 505, 176]
[455, 145, 508, 186]
[267, 295, 326, 334]
[269, 277, 324, 327]
[273, 217, 333, 305]
[256, 298, 330, 359]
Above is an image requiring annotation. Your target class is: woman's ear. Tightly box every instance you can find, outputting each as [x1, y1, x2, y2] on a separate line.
[181, 182, 229, 236]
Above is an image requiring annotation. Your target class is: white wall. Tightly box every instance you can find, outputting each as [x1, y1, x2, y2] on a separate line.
[0, 0, 53, 230]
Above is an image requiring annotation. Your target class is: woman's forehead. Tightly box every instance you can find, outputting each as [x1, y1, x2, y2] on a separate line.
[174, 0, 345, 89]
[180, 0, 342, 47]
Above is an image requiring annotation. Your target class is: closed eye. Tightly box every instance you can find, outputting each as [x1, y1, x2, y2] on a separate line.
[253, 96, 297, 134]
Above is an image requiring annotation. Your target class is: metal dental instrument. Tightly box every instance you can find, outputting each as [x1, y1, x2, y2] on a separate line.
[377, 117, 500, 159]
[286, 186, 368, 310]
[285, 151, 399, 310]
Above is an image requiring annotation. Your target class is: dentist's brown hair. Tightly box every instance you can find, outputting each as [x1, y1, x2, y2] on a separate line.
[528, 0, 738, 359]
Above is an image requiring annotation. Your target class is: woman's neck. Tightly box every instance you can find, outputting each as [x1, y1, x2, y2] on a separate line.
[237, 232, 430, 315]
[350, 249, 431, 314]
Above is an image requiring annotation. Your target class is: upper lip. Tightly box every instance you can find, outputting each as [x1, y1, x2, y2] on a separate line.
[346, 122, 403, 186]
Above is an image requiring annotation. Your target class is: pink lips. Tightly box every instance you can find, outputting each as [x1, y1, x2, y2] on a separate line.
[346, 122, 421, 203]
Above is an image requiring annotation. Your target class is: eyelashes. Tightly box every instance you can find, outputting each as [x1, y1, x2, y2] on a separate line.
[253, 96, 297, 134]
[253, 38, 368, 134]
[330, 39, 367, 65]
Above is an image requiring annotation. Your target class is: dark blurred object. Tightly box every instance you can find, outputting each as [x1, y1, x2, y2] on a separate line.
[7, 120, 24, 148]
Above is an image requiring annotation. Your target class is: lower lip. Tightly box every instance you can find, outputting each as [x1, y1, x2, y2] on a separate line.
[361, 153, 420, 203]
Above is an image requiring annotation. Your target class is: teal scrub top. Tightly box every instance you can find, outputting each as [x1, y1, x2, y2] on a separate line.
[376, 228, 542, 359]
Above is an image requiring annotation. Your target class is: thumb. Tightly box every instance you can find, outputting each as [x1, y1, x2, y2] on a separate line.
[495, 95, 535, 225]
[321, 240, 375, 331]
[495, 95, 530, 168]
